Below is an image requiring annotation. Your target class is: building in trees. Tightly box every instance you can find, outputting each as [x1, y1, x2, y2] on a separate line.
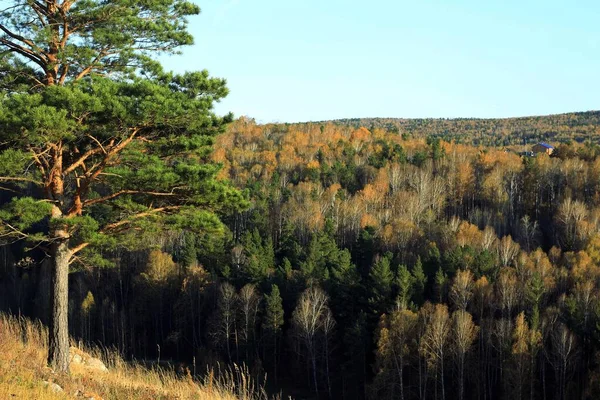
[532, 142, 555, 155]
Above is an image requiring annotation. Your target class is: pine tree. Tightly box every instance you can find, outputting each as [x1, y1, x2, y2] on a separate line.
[395, 264, 414, 310]
[301, 235, 320, 281]
[241, 229, 273, 283]
[435, 267, 448, 304]
[329, 248, 361, 325]
[412, 257, 427, 305]
[0, 0, 247, 372]
[179, 232, 198, 268]
[355, 226, 376, 277]
[369, 255, 394, 316]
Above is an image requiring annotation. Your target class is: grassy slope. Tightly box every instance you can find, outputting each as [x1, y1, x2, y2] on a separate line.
[0, 313, 274, 400]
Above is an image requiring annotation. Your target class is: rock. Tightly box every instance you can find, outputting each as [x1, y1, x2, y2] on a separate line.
[85, 357, 108, 372]
[42, 380, 63, 393]
[69, 346, 108, 372]
[71, 353, 83, 364]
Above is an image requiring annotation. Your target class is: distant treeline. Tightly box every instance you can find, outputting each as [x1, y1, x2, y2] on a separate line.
[303, 111, 600, 146]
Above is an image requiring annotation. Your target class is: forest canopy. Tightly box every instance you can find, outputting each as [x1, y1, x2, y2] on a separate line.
[318, 111, 600, 146]
[5, 111, 600, 398]
[2, 1, 600, 399]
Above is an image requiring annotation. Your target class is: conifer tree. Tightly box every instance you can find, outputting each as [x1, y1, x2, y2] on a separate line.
[435, 267, 449, 304]
[263, 284, 284, 380]
[369, 255, 394, 315]
[0, 0, 247, 372]
[329, 248, 361, 326]
[395, 264, 414, 310]
[412, 257, 427, 305]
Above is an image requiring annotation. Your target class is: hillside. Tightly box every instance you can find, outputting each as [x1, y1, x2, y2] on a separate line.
[5, 112, 600, 399]
[0, 313, 273, 400]
[305, 111, 600, 145]
[5, 1, 600, 400]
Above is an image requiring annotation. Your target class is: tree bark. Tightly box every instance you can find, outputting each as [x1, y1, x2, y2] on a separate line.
[48, 237, 70, 372]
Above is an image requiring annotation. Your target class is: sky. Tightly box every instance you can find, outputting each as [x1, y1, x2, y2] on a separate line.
[159, 0, 600, 123]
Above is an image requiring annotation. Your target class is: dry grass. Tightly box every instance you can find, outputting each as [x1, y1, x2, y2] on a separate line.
[0, 313, 278, 400]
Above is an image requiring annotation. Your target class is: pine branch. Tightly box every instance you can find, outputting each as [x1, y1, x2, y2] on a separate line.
[0, 221, 29, 240]
[100, 205, 181, 233]
[82, 189, 180, 208]
[0, 176, 43, 185]
[63, 147, 104, 176]
[69, 242, 89, 256]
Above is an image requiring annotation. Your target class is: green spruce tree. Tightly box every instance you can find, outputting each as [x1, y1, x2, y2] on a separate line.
[262, 284, 284, 381]
[412, 257, 428, 305]
[396, 264, 414, 310]
[368, 254, 394, 316]
[0, 0, 247, 372]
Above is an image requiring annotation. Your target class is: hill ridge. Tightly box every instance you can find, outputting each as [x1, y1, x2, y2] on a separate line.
[280, 110, 600, 146]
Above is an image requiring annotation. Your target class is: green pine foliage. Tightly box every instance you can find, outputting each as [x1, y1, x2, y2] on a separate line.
[263, 284, 284, 335]
[368, 254, 394, 315]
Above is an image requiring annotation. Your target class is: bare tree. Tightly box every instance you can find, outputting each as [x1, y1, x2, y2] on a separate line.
[211, 282, 238, 363]
[497, 268, 519, 318]
[556, 197, 588, 250]
[493, 317, 514, 396]
[481, 226, 497, 251]
[375, 309, 419, 400]
[498, 235, 520, 267]
[392, 309, 418, 400]
[292, 286, 335, 397]
[239, 284, 261, 361]
[548, 323, 578, 400]
[511, 312, 541, 400]
[450, 269, 475, 311]
[519, 215, 539, 252]
[322, 308, 336, 399]
[420, 303, 451, 400]
[389, 163, 405, 194]
[452, 310, 479, 400]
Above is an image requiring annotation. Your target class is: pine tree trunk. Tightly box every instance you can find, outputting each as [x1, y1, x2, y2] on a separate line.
[530, 353, 535, 400]
[48, 238, 70, 372]
[273, 335, 278, 383]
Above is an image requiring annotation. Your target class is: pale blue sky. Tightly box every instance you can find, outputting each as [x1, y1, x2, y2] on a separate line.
[160, 0, 600, 123]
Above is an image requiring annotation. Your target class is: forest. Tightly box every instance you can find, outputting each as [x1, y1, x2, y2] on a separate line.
[2, 1, 600, 400]
[319, 111, 600, 146]
[5, 114, 600, 399]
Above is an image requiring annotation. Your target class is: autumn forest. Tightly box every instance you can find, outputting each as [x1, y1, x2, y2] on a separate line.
[2, 1, 600, 400]
[5, 112, 600, 399]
